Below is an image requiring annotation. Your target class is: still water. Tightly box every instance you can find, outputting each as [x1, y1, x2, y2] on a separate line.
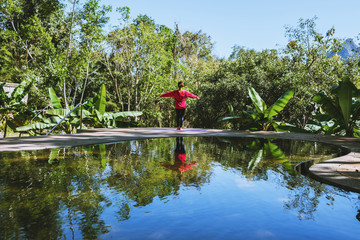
[0, 137, 359, 239]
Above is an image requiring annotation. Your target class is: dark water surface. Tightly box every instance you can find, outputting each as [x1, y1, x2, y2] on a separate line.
[0, 137, 359, 239]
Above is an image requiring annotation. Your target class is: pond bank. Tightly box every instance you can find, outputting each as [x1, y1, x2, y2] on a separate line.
[1, 128, 360, 193]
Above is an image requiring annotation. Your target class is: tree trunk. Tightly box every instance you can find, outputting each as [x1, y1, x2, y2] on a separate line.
[63, 0, 78, 110]
[127, 89, 131, 111]
[79, 58, 90, 129]
[3, 118, 7, 138]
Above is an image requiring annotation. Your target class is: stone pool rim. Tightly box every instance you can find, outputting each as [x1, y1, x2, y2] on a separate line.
[1, 127, 360, 193]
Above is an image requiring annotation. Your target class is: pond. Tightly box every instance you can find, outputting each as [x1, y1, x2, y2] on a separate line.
[0, 137, 359, 239]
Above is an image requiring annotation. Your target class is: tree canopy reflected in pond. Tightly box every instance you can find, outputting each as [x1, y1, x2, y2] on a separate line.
[0, 137, 358, 239]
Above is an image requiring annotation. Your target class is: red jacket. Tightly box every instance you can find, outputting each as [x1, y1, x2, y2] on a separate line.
[160, 90, 199, 109]
[162, 152, 198, 172]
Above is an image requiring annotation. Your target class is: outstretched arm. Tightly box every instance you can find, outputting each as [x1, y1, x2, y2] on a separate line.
[186, 91, 199, 99]
[160, 91, 176, 97]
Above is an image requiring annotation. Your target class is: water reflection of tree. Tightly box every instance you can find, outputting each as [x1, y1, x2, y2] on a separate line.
[0, 137, 354, 238]
[0, 147, 110, 239]
[205, 137, 348, 220]
[0, 137, 212, 239]
[106, 138, 209, 203]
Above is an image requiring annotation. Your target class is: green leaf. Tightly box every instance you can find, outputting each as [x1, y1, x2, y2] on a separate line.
[113, 111, 143, 120]
[248, 87, 267, 113]
[305, 124, 323, 132]
[313, 91, 343, 121]
[248, 149, 263, 171]
[95, 84, 106, 115]
[274, 123, 308, 133]
[333, 79, 356, 127]
[264, 141, 294, 174]
[48, 87, 62, 109]
[99, 144, 107, 170]
[50, 116, 62, 123]
[228, 104, 234, 116]
[72, 109, 92, 119]
[10, 80, 30, 104]
[7, 120, 18, 131]
[312, 114, 332, 122]
[16, 122, 56, 132]
[218, 116, 242, 122]
[265, 89, 295, 119]
[94, 109, 103, 122]
[46, 109, 69, 117]
[264, 142, 287, 161]
[48, 149, 59, 164]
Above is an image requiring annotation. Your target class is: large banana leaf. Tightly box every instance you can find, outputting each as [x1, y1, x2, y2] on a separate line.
[313, 91, 343, 122]
[94, 109, 103, 122]
[48, 149, 59, 164]
[248, 87, 267, 113]
[76, 109, 92, 118]
[265, 89, 295, 119]
[248, 149, 264, 171]
[49, 115, 62, 123]
[332, 79, 356, 127]
[16, 122, 56, 132]
[95, 84, 106, 115]
[99, 144, 107, 170]
[46, 109, 69, 117]
[228, 105, 235, 116]
[264, 141, 294, 174]
[45, 107, 91, 118]
[48, 87, 62, 109]
[10, 80, 33, 104]
[113, 111, 143, 120]
[264, 142, 287, 161]
[217, 116, 242, 122]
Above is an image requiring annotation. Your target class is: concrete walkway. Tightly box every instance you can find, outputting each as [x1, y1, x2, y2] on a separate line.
[1, 128, 360, 193]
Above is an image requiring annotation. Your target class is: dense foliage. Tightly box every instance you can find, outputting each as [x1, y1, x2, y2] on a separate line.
[1, 1, 360, 136]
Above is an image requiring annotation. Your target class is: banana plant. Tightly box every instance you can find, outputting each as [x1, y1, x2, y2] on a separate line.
[0, 81, 35, 138]
[247, 139, 294, 174]
[84, 84, 143, 128]
[219, 87, 295, 131]
[16, 84, 143, 134]
[16, 87, 92, 134]
[312, 77, 360, 136]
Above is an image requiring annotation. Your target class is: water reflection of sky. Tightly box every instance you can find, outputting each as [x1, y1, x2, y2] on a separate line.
[95, 164, 360, 239]
[0, 137, 359, 239]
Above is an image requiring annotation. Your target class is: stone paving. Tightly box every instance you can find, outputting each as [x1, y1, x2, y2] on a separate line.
[1, 128, 360, 193]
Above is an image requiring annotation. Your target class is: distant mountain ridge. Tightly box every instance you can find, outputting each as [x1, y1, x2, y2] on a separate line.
[328, 38, 359, 59]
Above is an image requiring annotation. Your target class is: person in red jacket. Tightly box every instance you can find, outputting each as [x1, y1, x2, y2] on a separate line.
[160, 81, 199, 130]
[162, 137, 197, 173]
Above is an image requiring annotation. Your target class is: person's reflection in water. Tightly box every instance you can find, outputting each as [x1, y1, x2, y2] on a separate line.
[162, 137, 198, 173]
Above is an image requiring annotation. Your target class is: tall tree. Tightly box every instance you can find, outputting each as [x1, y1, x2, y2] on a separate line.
[104, 14, 173, 113]
[283, 16, 345, 127]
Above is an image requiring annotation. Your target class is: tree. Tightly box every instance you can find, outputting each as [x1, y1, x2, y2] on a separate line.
[283, 16, 345, 128]
[104, 14, 174, 124]
[0, 80, 34, 138]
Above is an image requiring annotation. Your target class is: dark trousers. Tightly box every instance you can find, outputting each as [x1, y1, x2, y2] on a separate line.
[175, 137, 185, 153]
[175, 108, 185, 128]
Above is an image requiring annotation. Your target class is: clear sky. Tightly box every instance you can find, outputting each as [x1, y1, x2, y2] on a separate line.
[101, 0, 360, 58]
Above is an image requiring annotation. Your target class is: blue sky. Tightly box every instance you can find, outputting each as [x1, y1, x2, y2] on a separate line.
[100, 0, 360, 58]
